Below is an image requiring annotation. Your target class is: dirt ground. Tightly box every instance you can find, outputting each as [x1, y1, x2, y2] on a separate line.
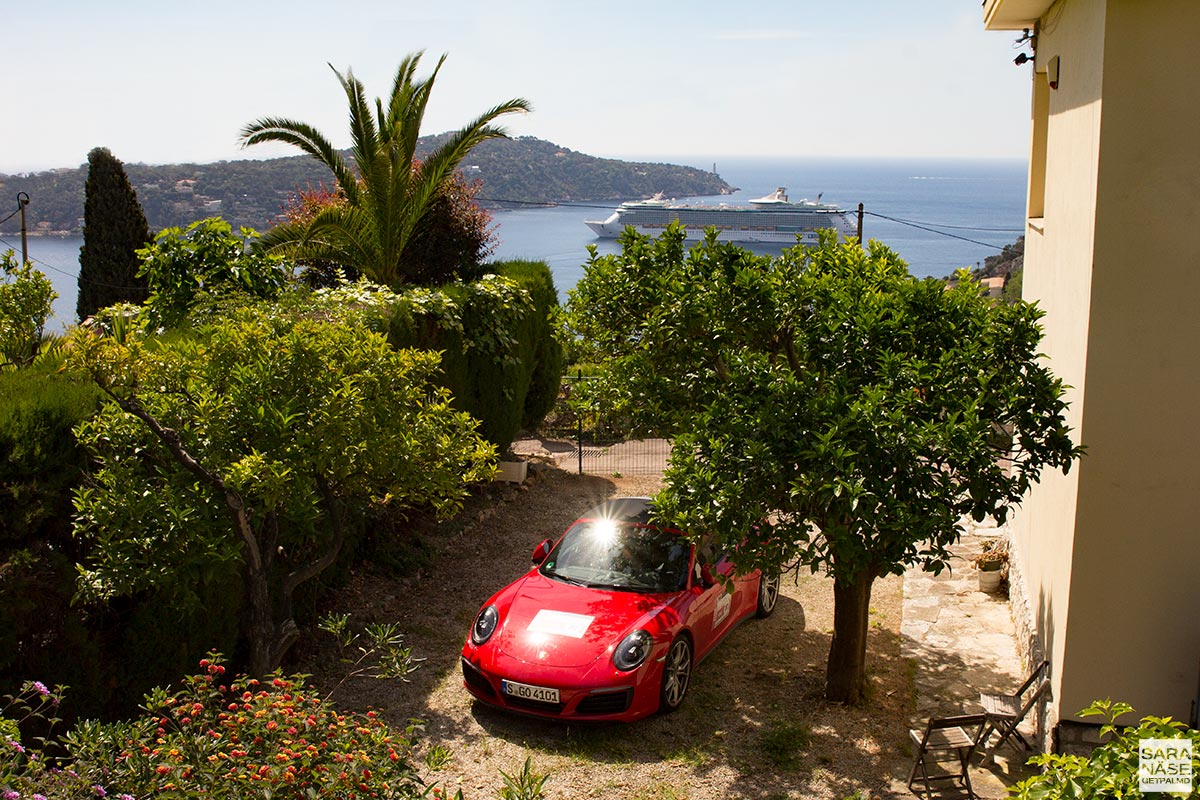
[310, 465, 913, 800]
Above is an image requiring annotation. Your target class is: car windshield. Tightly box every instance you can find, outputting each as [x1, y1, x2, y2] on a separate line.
[540, 520, 691, 593]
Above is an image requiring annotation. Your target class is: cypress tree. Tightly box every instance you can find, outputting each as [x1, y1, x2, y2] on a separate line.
[77, 147, 152, 321]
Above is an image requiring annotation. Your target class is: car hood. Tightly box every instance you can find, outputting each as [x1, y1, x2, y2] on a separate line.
[496, 573, 673, 668]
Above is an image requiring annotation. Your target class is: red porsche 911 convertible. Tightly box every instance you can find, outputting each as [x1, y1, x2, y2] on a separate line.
[460, 497, 780, 721]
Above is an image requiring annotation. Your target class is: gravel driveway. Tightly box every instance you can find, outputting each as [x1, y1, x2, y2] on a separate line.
[312, 467, 912, 800]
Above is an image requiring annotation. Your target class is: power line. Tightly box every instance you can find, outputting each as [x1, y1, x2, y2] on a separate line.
[862, 211, 1020, 252]
[0, 236, 145, 292]
[867, 213, 1023, 233]
[0, 236, 77, 279]
[2, 199, 1024, 287]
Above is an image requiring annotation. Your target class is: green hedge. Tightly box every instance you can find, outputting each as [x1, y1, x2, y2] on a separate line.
[0, 370, 106, 711]
[387, 260, 563, 451]
[498, 260, 565, 430]
[0, 370, 101, 549]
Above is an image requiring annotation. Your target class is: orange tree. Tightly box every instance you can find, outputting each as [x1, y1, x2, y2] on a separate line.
[567, 226, 1082, 703]
[68, 302, 495, 676]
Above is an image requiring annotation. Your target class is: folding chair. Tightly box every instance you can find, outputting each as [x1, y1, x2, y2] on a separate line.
[908, 713, 988, 798]
[978, 660, 1050, 763]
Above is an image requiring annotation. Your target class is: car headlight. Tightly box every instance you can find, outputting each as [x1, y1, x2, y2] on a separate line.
[471, 605, 499, 645]
[613, 629, 653, 671]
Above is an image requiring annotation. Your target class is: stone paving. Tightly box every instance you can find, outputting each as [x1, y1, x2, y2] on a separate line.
[901, 518, 1039, 798]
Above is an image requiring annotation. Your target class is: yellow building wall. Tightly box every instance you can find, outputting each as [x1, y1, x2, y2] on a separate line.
[1011, 0, 1200, 726]
[1008, 0, 1102, 729]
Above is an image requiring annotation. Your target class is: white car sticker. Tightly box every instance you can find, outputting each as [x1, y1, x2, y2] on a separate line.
[714, 592, 732, 627]
[527, 609, 594, 639]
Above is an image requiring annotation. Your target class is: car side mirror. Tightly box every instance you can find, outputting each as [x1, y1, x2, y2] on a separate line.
[532, 538, 554, 565]
[699, 564, 716, 589]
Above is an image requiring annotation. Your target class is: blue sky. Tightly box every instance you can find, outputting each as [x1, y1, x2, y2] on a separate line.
[4, 1, 1032, 173]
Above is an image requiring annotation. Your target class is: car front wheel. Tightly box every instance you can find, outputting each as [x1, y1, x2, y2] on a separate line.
[659, 635, 692, 713]
[756, 573, 780, 618]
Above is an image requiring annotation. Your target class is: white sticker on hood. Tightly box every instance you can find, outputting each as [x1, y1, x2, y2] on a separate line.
[527, 609, 594, 639]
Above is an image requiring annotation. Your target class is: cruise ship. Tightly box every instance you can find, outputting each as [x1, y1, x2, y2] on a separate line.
[584, 188, 856, 244]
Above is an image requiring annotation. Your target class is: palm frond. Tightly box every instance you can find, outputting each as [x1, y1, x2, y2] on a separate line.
[239, 117, 360, 205]
[384, 53, 431, 148]
[330, 64, 380, 193]
[308, 205, 383, 278]
[379, 52, 444, 173]
[254, 218, 317, 257]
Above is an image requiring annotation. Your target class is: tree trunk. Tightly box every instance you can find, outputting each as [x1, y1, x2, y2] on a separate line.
[825, 567, 875, 704]
[244, 494, 345, 677]
[244, 560, 282, 677]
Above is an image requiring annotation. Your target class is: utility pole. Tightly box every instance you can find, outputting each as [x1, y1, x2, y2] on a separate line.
[17, 192, 30, 265]
[856, 202, 864, 242]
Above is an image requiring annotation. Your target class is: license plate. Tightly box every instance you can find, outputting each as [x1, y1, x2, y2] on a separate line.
[502, 679, 560, 704]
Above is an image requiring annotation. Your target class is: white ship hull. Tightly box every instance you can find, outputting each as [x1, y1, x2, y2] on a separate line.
[584, 187, 855, 245]
[584, 218, 843, 244]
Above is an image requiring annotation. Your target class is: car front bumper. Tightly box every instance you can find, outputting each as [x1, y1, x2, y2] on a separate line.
[459, 646, 664, 721]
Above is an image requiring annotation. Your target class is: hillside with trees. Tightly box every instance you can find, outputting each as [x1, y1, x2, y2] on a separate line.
[0, 136, 732, 237]
[971, 235, 1024, 302]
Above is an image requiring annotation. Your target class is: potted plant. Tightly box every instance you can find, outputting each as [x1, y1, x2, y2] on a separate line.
[975, 538, 1008, 593]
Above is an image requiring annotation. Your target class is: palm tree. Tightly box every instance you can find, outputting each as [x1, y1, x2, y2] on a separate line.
[240, 52, 530, 287]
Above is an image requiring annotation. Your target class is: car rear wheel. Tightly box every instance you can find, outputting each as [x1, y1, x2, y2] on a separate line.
[756, 573, 781, 618]
[659, 635, 692, 713]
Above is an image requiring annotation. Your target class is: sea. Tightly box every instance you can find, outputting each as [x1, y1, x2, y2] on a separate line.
[7, 157, 1027, 332]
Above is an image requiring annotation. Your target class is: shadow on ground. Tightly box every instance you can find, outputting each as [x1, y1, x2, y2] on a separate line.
[307, 467, 1032, 799]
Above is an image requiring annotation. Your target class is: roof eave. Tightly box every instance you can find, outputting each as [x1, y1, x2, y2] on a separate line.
[983, 0, 1055, 31]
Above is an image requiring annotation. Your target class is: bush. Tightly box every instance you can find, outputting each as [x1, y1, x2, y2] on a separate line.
[0, 545, 109, 720]
[0, 370, 104, 705]
[0, 251, 56, 369]
[138, 218, 290, 329]
[1, 656, 431, 799]
[1010, 699, 1199, 799]
[494, 260, 564, 431]
[386, 266, 563, 451]
[0, 370, 100, 549]
[0, 367, 247, 719]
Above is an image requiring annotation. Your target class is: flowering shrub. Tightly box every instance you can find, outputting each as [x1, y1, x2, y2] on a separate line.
[0, 679, 106, 799]
[3, 656, 432, 799]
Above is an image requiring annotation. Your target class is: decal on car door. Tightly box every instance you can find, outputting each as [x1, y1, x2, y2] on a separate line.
[713, 591, 732, 627]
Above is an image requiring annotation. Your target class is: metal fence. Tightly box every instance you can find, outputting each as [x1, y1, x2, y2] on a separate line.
[511, 375, 672, 476]
[511, 433, 671, 476]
